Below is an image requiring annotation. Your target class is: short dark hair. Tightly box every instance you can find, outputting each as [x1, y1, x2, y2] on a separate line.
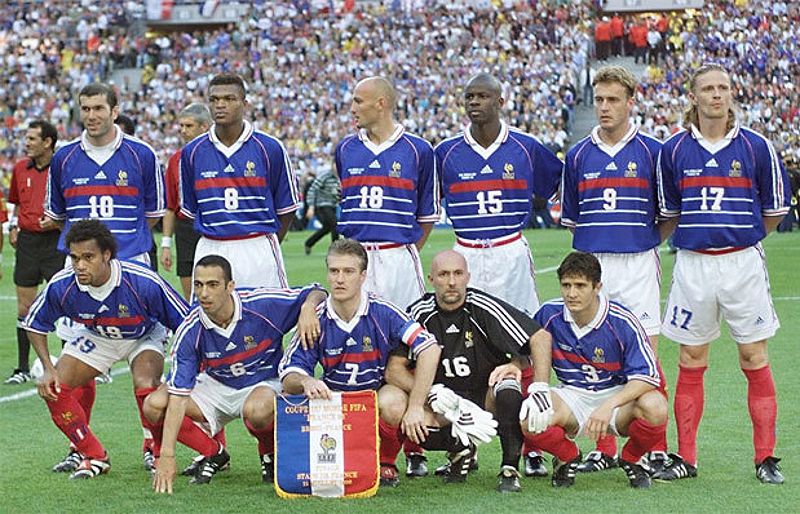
[208, 73, 247, 99]
[327, 239, 368, 272]
[65, 219, 117, 258]
[557, 251, 602, 285]
[29, 120, 58, 150]
[196, 254, 233, 283]
[116, 114, 136, 136]
[78, 83, 118, 109]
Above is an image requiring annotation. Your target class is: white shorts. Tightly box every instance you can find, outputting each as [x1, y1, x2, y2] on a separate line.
[594, 250, 661, 336]
[60, 323, 168, 374]
[362, 243, 425, 309]
[191, 373, 281, 436]
[551, 384, 623, 437]
[194, 233, 287, 289]
[661, 246, 780, 345]
[455, 233, 539, 316]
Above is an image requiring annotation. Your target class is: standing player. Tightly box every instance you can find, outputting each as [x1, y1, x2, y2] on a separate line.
[435, 73, 562, 316]
[388, 250, 551, 493]
[521, 252, 666, 489]
[336, 76, 440, 309]
[560, 66, 668, 473]
[303, 166, 341, 255]
[180, 73, 299, 288]
[45, 83, 164, 263]
[5, 121, 64, 384]
[161, 103, 212, 299]
[279, 239, 442, 488]
[655, 64, 789, 484]
[149, 255, 325, 493]
[23, 220, 189, 479]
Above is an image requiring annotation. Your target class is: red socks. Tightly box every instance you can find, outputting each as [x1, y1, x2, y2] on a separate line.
[134, 387, 158, 452]
[47, 384, 105, 459]
[378, 419, 403, 465]
[674, 365, 706, 465]
[245, 420, 274, 456]
[595, 434, 617, 457]
[621, 418, 666, 463]
[527, 426, 579, 462]
[743, 365, 777, 463]
[72, 381, 96, 425]
[403, 439, 424, 456]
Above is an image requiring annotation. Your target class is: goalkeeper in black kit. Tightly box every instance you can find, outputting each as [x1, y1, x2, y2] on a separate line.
[386, 250, 552, 493]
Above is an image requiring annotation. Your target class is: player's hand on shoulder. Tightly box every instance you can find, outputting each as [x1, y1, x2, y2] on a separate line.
[297, 296, 323, 350]
[153, 455, 177, 494]
[303, 377, 331, 400]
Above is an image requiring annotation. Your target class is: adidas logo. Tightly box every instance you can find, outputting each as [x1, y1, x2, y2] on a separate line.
[640, 312, 651, 321]
[346, 337, 357, 346]
[705, 158, 718, 168]
[98, 305, 109, 313]
[446, 324, 459, 334]
[368, 160, 381, 169]
[755, 316, 765, 326]
[224, 164, 235, 173]
[225, 341, 236, 351]
[94, 170, 107, 180]
[480, 165, 493, 174]
[605, 162, 617, 171]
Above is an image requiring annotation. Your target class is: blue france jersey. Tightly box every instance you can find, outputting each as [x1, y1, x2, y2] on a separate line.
[45, 129, 164, 258]
[179, 121, 299, 239]
[279, 292, 437, 392]
[533, 295, 659, 391]
[657, 124, 790, 250]
[435, 122, 562, 240]
[336, 126, 440, 244]
[24, 259, 188, 340]
[167, 285, 319, 394]
[561, 125, 662, 253]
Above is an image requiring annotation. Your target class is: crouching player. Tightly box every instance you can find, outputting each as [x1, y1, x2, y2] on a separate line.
[387, 250, 552, 493]
[24, 220, 189, 479]
[279, 239, 449, 488]
[149, 255, 326, 494]
[521, 252, 667, 488]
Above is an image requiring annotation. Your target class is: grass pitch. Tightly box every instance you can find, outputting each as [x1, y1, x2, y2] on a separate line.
[1, 228, 798, 512]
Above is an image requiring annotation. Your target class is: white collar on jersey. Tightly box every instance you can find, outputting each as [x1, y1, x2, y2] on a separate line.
[208, 120, 254, 159]
[562, 292, 609, 339]
[357, 123, 404, 155]
[463, 121, 509, 161]
[689, 121, 740, 154]
[590, 121, 638, 158]
[76, 259, 122, 302]
[325, 290, 370, 333]
[199, 290, 243, 338]
[80, 125, 123, 166]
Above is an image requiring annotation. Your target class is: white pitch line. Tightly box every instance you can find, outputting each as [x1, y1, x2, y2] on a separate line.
[0, 366, 131, 405]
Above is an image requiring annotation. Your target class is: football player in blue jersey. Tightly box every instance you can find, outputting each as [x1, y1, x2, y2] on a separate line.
[24, 220, 189, 480]
[180, 73, 299, 288]
[149, 255, 326, 494]
[335, 76, 439, 310]
[655, 64, 789, 485]
[560, 65, 669, 474]
[520, 252, 667, 489]
[280, 239, 443, 488]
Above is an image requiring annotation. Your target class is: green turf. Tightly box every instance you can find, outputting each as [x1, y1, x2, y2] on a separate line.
[1, 228, 798, 512]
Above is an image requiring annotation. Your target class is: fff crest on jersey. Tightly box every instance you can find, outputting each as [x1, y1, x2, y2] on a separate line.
[592, 347, 605, 364]
[244, 335, 256, 350]
[244, 160, 256, 177]
[362, 335, 373, 352]
[116, 170, 128, 187]
[464, 330, 474, 348]
[502, 163, 514, 179]
[318, 433, 338, 463]
[625, 161, 638, 177]
[390, 161, 402, 178]
[118, 304, 130, 318]
[729, 160, 742, 177]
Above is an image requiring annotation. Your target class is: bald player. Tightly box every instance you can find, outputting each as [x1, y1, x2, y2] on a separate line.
[336, 76, 440, 310]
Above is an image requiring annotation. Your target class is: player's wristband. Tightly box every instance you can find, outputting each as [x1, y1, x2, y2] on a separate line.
[161, 236, 172, 249]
